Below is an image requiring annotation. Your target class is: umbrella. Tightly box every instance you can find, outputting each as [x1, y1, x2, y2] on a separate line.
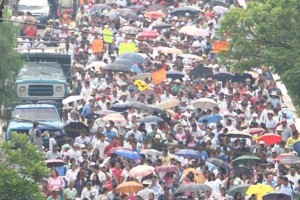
[198, 114, 223, 123]
[176, 183, 212, 194]
[86, 61, 107, 69]
[107, 11, 120, 20]
[234, 166, 253, 179]
[257, 134, 282, 145]
[102, 113, 126, 123]
[208, 1, 228, 7]
[179, 26, 209, 37]
[166, 70, 185, 79]
[157, 98, 180, 110]
[175, 149, 199, 159]
[128, 5, 145, 12]
[279, 157, 300, 165]
[147, 4, 168, 14]
[110, 104, 130, 112]
[171, 6, 200, 16]
[128, 102, 164, 114]
[124, 12, 141, 21]
[229, 184, 250, 196]
[206, 158, 230, 170]
[213, 6, 229, 15]
[113, 58, 134, 67]
[246, 184, 274, 200]
[214, 72, 234, 81]
[140, 149, 162, 156]
[103, 63, 132, 73]
[263, 192, 291, 200]
[62, 95, 84, 104]
[45, 159, 65, 167]
[118, 53, 146, 63]
[151, 21, 172, 29]
[131, 73, 152, 81]
[273, 153, 298, 162]
[293, 141, 300, 156]
[181, 168, 206, 183]
[156, 165, 179, 173]
[161, 47, 183, 54]
[129, 165, 155, 178]
[65, 122, 89, 138]
[119, 26, 140, 35]
[118, 8, 133, 16]
[137, 188, 155, 199]
[178, 54, 202, 59]
[116, 181, 144, 193]
[144, 11, 166, 19]
[233, 73, 255, 85]
[226, 130, 252, 139]
[192, 98, 218, 110]
[138, 116, 163, 123]
[188, 66, 214, 79]
[232, 155, 260, 166]
[89, 4, 111, 15]
[248, 127, 265, 135]
[115, 149, 141, 160]
[108, 147, 132, 155]
[136, 30, 160, 40]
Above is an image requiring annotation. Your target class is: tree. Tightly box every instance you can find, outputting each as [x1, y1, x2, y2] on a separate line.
[217, 0, 300, 107]
[0, 133, 49, 199]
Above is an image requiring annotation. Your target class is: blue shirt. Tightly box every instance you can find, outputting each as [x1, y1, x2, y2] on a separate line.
[197, 151, 209, 160]
[81, 104, 90, 117]
[103, 130, 117, 142]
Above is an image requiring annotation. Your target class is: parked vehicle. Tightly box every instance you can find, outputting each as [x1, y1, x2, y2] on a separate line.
[17, 0, 51, 24]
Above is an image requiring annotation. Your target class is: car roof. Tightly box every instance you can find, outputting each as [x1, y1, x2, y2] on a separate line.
[15, 104, 56, 109]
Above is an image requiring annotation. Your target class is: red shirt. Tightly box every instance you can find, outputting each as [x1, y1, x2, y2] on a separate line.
[111, 167, 122, 184]
[24, 26, 37, 37]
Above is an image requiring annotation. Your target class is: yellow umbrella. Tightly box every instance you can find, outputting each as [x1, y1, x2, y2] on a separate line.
[157, 98, 180, 110]
[246, 184, 273, 200]
[133, 80, 151, 91]
[181, 168, 206, 184]
[116, 181, 144, 193]
[161, 47, 183, 54]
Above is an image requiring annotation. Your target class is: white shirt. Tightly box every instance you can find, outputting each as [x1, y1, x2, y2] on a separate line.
[81, 187, 98, 200]
[65, 168, 79, 182]
[94, 140, 109, 159]
[90, 171, 106, 182]
[286, 173, 300, 188]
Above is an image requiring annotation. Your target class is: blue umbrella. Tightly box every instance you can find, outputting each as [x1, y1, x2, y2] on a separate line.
[113, 58, 134, 67]
[138, 116, 163, 123]
[115, 149, 141, 160]
[130, 64, 142, 74]
[166, 70, 185, 79]
[175, 149, 199, 159]
[118, 53, 146, 63]
[198, 114, 223, 123]
[293, 141, 300, 156]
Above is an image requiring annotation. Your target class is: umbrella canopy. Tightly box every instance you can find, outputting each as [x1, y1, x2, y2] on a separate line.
[293, 141, 300, 156]
[279, 157, 300, 165]
[156, 165, 179, 173]
[213, 6, 229, 15]
[214, 72, 234, 81]
[171, 6, 200, 16]
[89, 4, 111, 15]
[175, 149, 199, 159]
[257, 134, 282, 145]
[119, 26, 140, 35]
[157, 98, 180, 110]
[232, 155, 260, 166]
[147, 4, 168, 14]
[176, 183, 212, 194]
[117, 8, 133, 16]
[137, 188, 155, 199]
[115, 149, 141, 160]
[188, 66, 214, 79]
[273, 153, 298, 162]
[136, 30, 160, 40]
[179, 26, 209, 37]
[178, 54, 202, 59]
[206, 158, 230, 170]
[192, 98, 218, 109]
[102, 113, 126, 123]
[124, 12, 141, 21]
[113, 58, 134, 67]
[229, 184, 250, 196]
[128, 165, 155, 178]
[118, 53, 146, 63]
[208, 1, 228, 7]
[116, 181, 144, 193]
[110, 104, 130, 112]
[128, 102, 164, 114]
[107, 147, 132, 155]
[103, 63, 132, 73]
[65, 122, 89, 138]
[263, 192, 291, 200]
[131, 73, 152, 81]
[144, 11, 166, 19]
[138, 116, 163, 123]
[86, 61, 107, 69]
[140, 149, 162, 156]
[151, 21, 172, 29]
[128, 5, 145, 12]
[198, 114, 223, 123]
[166, 70, 185, 79]
[246, 184, 274, 200]
[45, 159, 65, 167]
[161, 47, 183, 54]
[248, 127, 265, 135]
[226, 130, 252, 139]
[181, 168, 206, 183]
[62, 95, 84, 104]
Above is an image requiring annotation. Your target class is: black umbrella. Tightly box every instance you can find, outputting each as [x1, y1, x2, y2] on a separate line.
[124, 12, 141, 21]
[188, 66, 213, 79]
[147, 4, 168, 14]
[214, 72, 234, 81]
[166, 70, 185, 79]
[128, 102, 164, 114]
[206, 158, 230, 171]
[234, 166, 254, 179]
[64, 122, 89, 138]
[110, 104, 130, 112]
[128, 5, 146, 12]
[103, 63, 133, 73]
[171, 7, 200, 16]
[151, 21, 172, 29]
[208, 1, 228, 8]
[232, 73, 255, 85]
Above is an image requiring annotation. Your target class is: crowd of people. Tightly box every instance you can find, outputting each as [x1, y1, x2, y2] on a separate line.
[11, 0, 300, 200]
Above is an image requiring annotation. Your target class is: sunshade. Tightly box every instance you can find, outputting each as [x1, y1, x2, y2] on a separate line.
[161, 47, 183, 54]
[65, 122, 89, 138]
[246, 184, 274, 200]
[140, 149, 162, 156]
[176, 183, 212, 194]
[131, 73, 152, 81]
[178, 54, 202, 59]
[179, 26, 209, 37]
[118, 53, 146, 63]
[156, 165, 179, 173]
[138, 116, 163, 123]
[232, 155, 260, 166]
[86, 61, 107, 69]
[208, 1, 228, 7]
[110, 103, 130, 112]
[171, 6, 200, 16]
[206, 158, 230, 170]
[103, 63, 132, 73]
[136, 30, 160, 40]
[89, 4, 111, 15]
[115, 149, 141, 160]
[175, 149, 199, 159]
[157, 98, 180, 110]
[151, 21, 172, 29]
[181, 168, 206, 183]
[62, 95, 84, 104]
[128, 5, 145, 12]
[214, 72, 234, 81]
[166, 70, 185, 79]
[198, 114, 223, 123]
[248, 127, 265, 135]
[107, 147, 132, 155]
[279, 157, 300, 165]
[188, 66, 214, 79]
[113, 58, 134, 67]
[192, 98, 218, 109]
[102, 113, 126, 123]
[263, 192, 291, 200]
[119, 26, 140, 35]
[257, 134, 282, 145]
[226, 130, 252, 139]
[147, 4, 168, 14]
[115, 181, 144, 193]
[124, 12, 141, 21]
[229, 184, 250, 196]
[273, 153, 298, 162]
[45, 159, 65, 167]
[144, 11, 166, 19]
[128, 102, 164, 114]
[213, 6, 229, 15]
[128, 165, 155, 178]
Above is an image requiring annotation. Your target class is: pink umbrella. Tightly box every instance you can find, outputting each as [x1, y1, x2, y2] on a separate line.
[107, 146, 131, 154]
[156, 165, 179, 173]
[179, 26, 209, 37]
[248, 128, 265, 135]
[129, 165, 155, 177]
[137, 30, 160, 40]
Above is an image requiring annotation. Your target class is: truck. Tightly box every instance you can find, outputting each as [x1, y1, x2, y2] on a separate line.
[6, 104, 65, 149]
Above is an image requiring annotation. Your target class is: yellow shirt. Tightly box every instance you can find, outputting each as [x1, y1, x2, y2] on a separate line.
[160, 155, 171, 165]
[285, 136, 300, 148]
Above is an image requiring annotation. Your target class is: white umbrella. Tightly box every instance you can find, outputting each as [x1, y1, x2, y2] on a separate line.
[192, 98, 218, 109]
[62, 95, 84, 105]
[157, 98, 180, 110]
[137, 188, 154, 199]
[178, 54, 202, 59]
[86, 61, 107, 71]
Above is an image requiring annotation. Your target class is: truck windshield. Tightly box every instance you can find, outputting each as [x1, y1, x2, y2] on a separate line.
[19, 63, 64, 77]
[13, 108, 60, 121]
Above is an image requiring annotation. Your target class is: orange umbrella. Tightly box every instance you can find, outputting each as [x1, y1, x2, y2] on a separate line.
[116, 181, 144, 193]
[257, 133, 282, 145]
[181, 168, 206, 183]
[144, 11, 166, 19]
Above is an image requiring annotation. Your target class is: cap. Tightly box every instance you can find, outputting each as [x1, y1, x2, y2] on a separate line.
[172, 16, 178, 20]
[185, 13, 190, 16]
[73, 143, 80, 147]
[154, 134, 161, 139]
[252, 113, 258, 118]
[105, 123, 110, 128]
[47, 19, 54, 23]
[259, 140, 265, 145]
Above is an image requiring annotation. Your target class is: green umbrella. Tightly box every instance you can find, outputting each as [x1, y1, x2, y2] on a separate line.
[229, 184, 250, 196]
[232, 155, 260, 166]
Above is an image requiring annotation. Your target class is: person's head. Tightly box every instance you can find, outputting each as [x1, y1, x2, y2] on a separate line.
[282, 177, 289, 186]
[33, 121, 39, 128]
[50, 169, 59, 177]
[290, 166, 297, 175]
[151, 175, 158, 184]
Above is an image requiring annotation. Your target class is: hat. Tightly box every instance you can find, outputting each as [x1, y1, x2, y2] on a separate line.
[252, 113, 258, 118]
[105, 123, 110, 128]
[185, 13, 190, 16]
[80, 144, 85, 148]
[282, 118, 287, 123]
[47, 19, 54, 23]
[55, 19, 60, 22]
[181, 97, 187, 102]
[104, 24, 109, 28]
[99, 164, 105, 168]
[62, 144, 70, 149]
[259, 141, 265, 145]
[245, 78, 251, 82]
[142, 179, 152, 185]
[267, 110, 274, 115]
[73, 143, 80, 147]
[172, 16, 178, 20]
[154, 134, 161, 139]
[174, 79, 181, 83]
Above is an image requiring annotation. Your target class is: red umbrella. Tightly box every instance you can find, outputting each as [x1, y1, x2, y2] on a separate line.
[144, 11, 166, 19]
[257, 133, 282, 145]
[248, 128, 265, 135]
[156, 165, 179, 173]
[136, 30, 160, 40]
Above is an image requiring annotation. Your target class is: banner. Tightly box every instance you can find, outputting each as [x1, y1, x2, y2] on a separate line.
[91, 39, 103, 53]
[152, 68, 166, 85]
[212, 41, 229, 53]
[118, 42, 137, 55]
[103, 29, 113, 44]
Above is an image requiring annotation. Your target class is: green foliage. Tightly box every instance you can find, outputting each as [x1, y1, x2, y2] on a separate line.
[217, 0, 300, 108]
[0, 133, 49, 200]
